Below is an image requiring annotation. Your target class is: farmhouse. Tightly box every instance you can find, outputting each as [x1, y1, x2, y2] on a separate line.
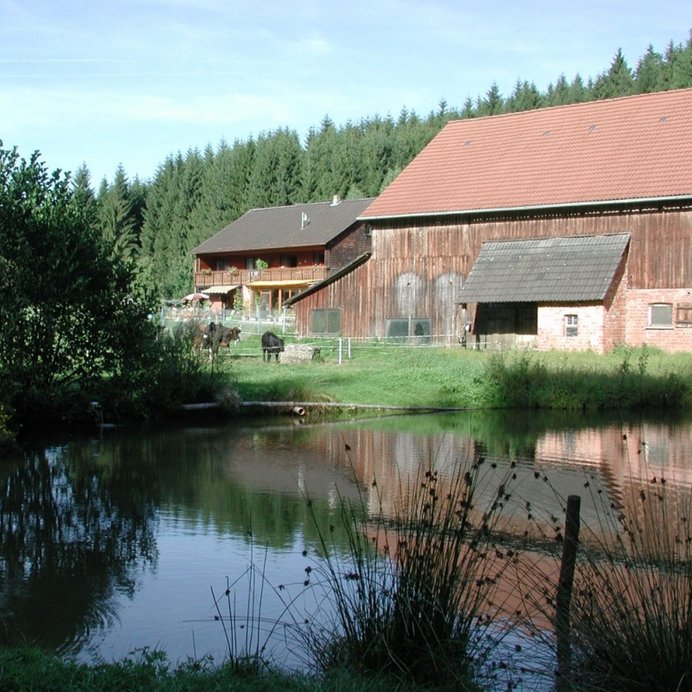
[192, 197, 373, 316]
[286, 88, 692, 353]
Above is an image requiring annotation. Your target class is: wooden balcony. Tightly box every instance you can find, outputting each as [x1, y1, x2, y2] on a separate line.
[195, 266, 328, 289]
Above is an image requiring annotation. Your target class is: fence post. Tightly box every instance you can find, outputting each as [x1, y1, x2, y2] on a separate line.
[556, 494, 581, 691]
[338, 338, 342, 365]
[347, 337, 351, 359]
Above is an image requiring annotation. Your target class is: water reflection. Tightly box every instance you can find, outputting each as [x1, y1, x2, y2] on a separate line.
[0, 410, 689, 666]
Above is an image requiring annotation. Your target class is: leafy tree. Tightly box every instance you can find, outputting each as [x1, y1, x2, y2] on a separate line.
[0, 143, 156, 420]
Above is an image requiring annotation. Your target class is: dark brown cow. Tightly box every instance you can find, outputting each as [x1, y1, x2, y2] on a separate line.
[201, 322, 241, 352]
[261, 331, 284, 362]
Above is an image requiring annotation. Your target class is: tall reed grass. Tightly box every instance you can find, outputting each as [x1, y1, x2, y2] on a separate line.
[298, 447, 525, 689]
[517, 450, 692, 691]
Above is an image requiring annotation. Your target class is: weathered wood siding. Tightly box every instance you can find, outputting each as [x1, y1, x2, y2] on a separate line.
[292, 204, 691, 343]
[327, 223, 372, 273]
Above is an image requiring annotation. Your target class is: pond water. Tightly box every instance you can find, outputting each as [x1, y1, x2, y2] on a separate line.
[1, 409, 691, 675]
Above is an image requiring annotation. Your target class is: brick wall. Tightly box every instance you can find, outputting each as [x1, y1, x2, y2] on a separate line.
[625, 288, 692, 352]
[538, 304, 606, 352]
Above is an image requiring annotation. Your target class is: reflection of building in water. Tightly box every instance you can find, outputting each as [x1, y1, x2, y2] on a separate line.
[315, 420, 691, 551]
[535, 422, 692, 556]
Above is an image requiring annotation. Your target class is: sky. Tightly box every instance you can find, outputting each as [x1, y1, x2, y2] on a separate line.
[1, 0, 690, 185]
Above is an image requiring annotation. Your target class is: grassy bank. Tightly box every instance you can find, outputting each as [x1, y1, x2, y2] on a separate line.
[0, 648, 405, 691]
[220, 340, 692, 413]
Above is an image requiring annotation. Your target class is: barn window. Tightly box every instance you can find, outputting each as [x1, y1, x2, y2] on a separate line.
[676, 303, 692, 325]
[565, 314, 578, 337]
[385, 318, 431, 343]
[311, 309, 341, 335]
[648, 303, 673, 327]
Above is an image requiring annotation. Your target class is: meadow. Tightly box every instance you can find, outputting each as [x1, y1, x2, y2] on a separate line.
[219, 338, 692, 414]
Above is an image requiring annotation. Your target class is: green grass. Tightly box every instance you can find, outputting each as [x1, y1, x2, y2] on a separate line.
[0, 647, 413, 692]
[214, 339, 692, 412]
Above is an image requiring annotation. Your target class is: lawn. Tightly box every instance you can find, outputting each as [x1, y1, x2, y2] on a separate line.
[212, 337, 692, 412]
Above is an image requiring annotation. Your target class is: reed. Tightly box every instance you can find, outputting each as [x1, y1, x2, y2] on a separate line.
[299, 447, 524, 689]
[563, 475, 692, 690]
[516, 453, 692, 691]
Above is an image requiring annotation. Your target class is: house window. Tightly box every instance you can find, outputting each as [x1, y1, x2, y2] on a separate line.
[648, 303, 673, 328]
[311, 309, 341, 335]
[313, 252, 325, 265]
[280, 255, 297, 267]
[565, 314, 578, 337]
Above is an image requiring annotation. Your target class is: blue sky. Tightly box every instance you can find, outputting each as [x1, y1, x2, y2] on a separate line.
[1, 0, 689, 185]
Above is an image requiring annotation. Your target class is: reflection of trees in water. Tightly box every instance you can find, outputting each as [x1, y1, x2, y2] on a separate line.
[0, 447, 158, 651]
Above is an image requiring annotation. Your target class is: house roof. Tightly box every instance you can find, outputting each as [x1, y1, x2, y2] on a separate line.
[457, 233, 631, 303]
[361, 89, 692, 220]
[193, 198, 375, 255]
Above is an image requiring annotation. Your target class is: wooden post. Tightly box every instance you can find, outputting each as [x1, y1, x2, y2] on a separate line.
[556, 494, 581, 690]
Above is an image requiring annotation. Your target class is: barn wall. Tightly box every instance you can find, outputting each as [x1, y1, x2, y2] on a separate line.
[625, 288, 692, 352]
[291, 204, 691, 350]
[327, 223, 372, 272]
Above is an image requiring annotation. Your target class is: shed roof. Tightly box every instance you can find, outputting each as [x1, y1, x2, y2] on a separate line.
[361, 89, 692, 219]
[457, 233, 631, 303]
[193, 198, 374, 255]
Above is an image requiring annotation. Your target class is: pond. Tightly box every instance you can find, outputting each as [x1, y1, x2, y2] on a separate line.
[1, 409, 691, 675]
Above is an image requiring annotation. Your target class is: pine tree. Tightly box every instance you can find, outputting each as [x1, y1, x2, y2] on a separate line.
[97, 165, 138, 262]
[669, 33, 692, 88]
[247, 129, 303, 208]
[507, 80, 543, 112]
[635, 45, 665, 93]
[546, 74, 572, 106]
[478, 82, 504, 116]
[593, 48, 634, 99]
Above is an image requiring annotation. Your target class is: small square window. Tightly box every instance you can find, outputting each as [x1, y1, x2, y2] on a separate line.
[565, 314, 578, 337]
[649, 303, 673, 327]
[676, 304, 692, 325]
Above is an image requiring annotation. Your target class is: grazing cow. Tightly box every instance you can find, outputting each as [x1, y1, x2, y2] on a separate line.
[216, 325, 241, 347]
[261, 331, 284, 362]
[200, 322, 242, 353]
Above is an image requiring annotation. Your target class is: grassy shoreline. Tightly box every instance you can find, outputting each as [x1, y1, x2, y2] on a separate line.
[224, 341, 692, 413]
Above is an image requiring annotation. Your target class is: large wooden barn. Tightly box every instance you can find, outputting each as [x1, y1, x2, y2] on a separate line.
[286, 88, 692, 353]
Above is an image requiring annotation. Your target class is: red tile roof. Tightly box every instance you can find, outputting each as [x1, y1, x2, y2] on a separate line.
[361, 88, 692, 219]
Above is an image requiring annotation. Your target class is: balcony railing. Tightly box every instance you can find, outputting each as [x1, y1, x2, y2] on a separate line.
[195, 266, 328, 288]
